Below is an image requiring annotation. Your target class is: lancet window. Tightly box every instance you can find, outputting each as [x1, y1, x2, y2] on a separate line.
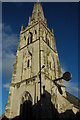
[35, 30, 37, 34]
[46, 33, 50, 47]
[47, 53, 55, 80]
[24, 36, 26, 41]
[27, 59, 30, 68]
[27, 32, 33, 45]
[22, 50, 32, 80]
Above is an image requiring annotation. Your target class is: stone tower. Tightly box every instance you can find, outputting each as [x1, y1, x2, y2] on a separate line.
[5, 2, 78, 119]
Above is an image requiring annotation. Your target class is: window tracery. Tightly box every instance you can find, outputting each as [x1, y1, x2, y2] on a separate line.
[22, 50, 32, 80]
[47, 53, 55, 80]
[27, 32, 33, 45]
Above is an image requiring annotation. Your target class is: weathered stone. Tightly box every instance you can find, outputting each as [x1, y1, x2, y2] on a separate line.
[5, 2, 79, 119]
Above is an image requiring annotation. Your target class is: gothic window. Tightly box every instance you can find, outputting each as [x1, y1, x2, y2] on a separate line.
[22, 97, 24, 103]
[24, 36, 26, 40]
[47, 59, 48, 68]
[46, 34, 47, 41]
[35, 30, 37, 34]
[27, 59, 29, 68]
[27, 32, 33, 45]
[20, 92, 32, 115]
[50, 62, 51, 70]
[30, 34, 32, 43]
[47, 39, 49, 46]
[46, 34, 49, 46]
[27, 37, 29, 45]
[38, 11, 41, 17]
[25, 93, 27, 98]
[23, 50, 32, 80]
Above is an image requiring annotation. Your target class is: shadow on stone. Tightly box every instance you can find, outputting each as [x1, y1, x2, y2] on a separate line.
[1, 90, 80, 120]
[59, 109, 76, 120]
[32, 90, 59, 120]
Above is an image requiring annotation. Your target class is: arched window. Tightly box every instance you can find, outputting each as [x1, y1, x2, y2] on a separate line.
[47, 39, 49, 46]
[27, 59, 29, 68]
[30, 32, 32, 43]
[46, 34, 47, 41]
[35, 30, 37, 34]
[27, 37, 29, 45]
[30, 34, 32, 43]
[27, 32, 32, 45]
[46, 33, 50, 46]
[50, 62, 51, 70]
[24, 36, 26, 40]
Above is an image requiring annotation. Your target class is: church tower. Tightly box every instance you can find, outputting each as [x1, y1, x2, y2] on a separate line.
[5, 2, 78, 119]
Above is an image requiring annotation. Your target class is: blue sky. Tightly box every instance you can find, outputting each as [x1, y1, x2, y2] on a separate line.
[2, 2, 79, 115]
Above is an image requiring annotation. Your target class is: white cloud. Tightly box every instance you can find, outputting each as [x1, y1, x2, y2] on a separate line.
[61, 66, 79, 98]
[2, 24, 18, 82]
[63, 80, 79, 98]
[60, 63, 67, 74]
[2, 24, 12, 33]
[61, 67, 66, 74]
[2, 24, 18, 54]
[3, 83, 10, 89]
[3, 51, 16, 81]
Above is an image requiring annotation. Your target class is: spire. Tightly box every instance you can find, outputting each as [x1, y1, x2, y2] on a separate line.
[28, 1, 47, 26]
[37, 0, 40, 2]
[32, 2, 45, 21]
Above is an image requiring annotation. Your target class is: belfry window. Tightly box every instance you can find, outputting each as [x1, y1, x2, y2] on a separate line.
[28, 32, 32, 44]
[27, 37, 29, 45]
[35, 30, 37, 34]
[30, 34, 32, 43]
[47, 39, 49, 46]
[46, 34, 47, 41]
[47, 60, 48, 68]
[50, 62, 51, 70]
[27, 59, 29, 68]
[24, 36, 26, 40]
